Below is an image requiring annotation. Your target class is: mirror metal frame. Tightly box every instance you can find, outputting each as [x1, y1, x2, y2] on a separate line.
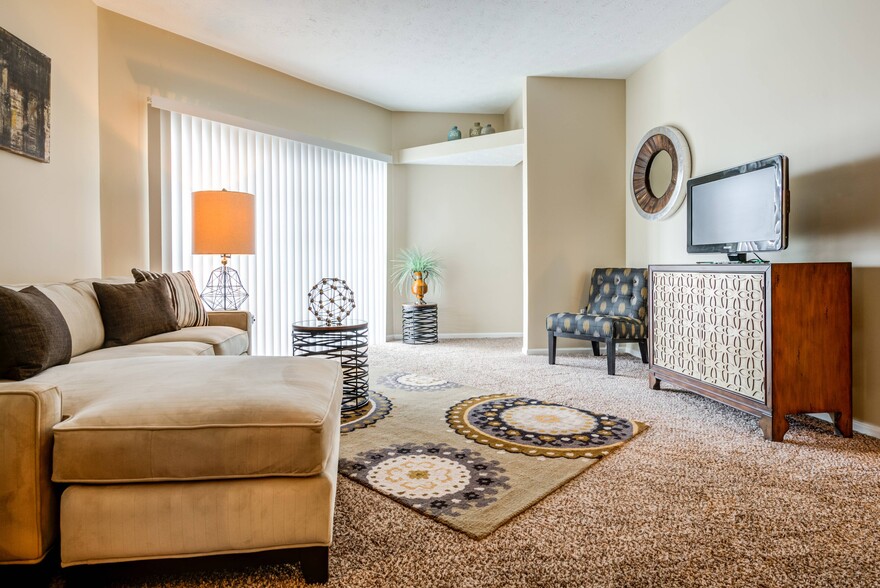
[629, 125, 692, 221]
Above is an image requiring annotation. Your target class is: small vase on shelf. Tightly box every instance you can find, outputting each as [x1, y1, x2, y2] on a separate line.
[480, 124, 496, 135]
[447, 126, 461, 141]
[469, 122, 482, 137]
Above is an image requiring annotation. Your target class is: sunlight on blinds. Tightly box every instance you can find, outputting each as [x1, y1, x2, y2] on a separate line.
[158, 110, 387, 354]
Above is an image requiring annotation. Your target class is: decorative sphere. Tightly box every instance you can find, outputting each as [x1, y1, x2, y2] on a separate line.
[308, 278, 356, 325]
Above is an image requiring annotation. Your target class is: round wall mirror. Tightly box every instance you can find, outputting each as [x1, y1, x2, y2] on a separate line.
[629, 126, 692, 221]
[647, 150, 673, 197]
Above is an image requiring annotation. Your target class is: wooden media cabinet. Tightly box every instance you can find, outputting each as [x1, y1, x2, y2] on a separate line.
[648, 263, 852, 442]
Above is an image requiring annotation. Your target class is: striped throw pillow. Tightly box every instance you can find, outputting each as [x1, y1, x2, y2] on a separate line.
[131, 268, 209, 328]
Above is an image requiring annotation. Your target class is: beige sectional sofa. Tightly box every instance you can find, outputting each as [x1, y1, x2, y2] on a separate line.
[0, 279, 341, 583]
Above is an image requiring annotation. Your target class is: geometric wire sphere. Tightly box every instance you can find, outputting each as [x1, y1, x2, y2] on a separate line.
[200, 265, 249, 310]
[308, 277, 356, 325]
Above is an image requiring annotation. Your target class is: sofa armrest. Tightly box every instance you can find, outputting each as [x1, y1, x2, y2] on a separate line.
[207, 311, 253, 354]
[0, 382, 62, 564]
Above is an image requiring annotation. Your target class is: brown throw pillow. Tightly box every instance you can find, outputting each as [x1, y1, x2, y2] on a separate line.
[93, 280, 180, 348]
[131, 268, 209, 328]
[0, 286, 72, 380]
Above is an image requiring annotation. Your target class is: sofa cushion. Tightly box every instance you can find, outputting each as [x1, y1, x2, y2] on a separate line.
[36, 282, 105, 357]
[47, 356, 342, 483]
[132, 268, 209, 328]
[60, 473, 338, 565]
[2, 279, 132, 357]
[93, 280, 180, 347]
[71, 342, 215, 364]
[546, 312, 647, 339]
[134, 326, 248, 356]
[0, 286, 72, 380]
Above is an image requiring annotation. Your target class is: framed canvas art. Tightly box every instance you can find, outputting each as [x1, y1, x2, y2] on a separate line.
[0, 26, 50, 162]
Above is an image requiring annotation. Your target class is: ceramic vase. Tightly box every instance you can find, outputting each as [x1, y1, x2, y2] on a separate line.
[411, 271, 428, 303]
[447, 126, 461, 141]
[469, 122, 482, 137]
[480, 124, 496, 135]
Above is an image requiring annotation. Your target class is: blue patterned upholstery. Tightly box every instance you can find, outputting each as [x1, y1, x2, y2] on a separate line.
[546, 268, 649, 375]
[585, 268, 648, 321]
[546, 312, 646, 339]
[546, 268, 648, 340]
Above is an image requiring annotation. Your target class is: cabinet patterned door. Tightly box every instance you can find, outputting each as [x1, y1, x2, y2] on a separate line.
[701, 273, 766, 401]
[652, 271, 767, 402]
[651, 272, 703, 379]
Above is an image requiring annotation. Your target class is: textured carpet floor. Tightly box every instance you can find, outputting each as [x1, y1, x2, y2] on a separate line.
[69, 339, 880, 587]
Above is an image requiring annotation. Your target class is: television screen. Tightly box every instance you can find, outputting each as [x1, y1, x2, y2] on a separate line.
[687, 155, 788, 257]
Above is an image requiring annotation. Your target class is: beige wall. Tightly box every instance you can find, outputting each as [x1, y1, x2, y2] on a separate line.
[0, 0, 101, 283]
[626, 0, 880, 428]
[97, 9, 392, 276]
[504, 91, 524, 131]
[389, 112, 523, 337]
[524, 77, 627, 351]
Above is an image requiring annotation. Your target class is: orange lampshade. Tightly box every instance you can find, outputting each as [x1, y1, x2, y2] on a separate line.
[192, 190, 255, 255]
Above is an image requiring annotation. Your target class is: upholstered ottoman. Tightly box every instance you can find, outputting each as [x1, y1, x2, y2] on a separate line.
[48, 355, 341, 582]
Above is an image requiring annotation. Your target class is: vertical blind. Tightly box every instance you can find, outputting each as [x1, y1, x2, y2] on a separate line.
[158, 110, 388, 355]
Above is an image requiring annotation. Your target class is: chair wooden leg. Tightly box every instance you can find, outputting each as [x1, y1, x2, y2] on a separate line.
[591, 341, 600, 356]
[548, 332, 557, 365]
[606, 338, 616, 375]
[638, 340, 648, 363]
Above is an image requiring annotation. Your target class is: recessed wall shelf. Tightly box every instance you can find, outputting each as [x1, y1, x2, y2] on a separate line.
[395, 129, 523, 167]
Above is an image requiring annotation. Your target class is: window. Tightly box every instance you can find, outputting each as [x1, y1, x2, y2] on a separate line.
[156, 109, 387, 355]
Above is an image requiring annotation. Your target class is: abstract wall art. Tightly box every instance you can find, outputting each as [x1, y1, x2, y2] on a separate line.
[0, 26, 50, 162]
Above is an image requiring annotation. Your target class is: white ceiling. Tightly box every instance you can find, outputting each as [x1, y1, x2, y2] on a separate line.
[94, 0, 730, 114]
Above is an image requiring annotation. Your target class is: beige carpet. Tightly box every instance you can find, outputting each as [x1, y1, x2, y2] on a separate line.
[338, 368, 645, 538]
[65, 339, 880, 587]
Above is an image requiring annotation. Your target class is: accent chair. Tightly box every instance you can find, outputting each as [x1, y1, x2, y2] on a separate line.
[546, 268, 649, 375]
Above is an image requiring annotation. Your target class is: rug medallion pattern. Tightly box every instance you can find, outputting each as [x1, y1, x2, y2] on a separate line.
[446, 394, 641, 459]
[339, 442, 510, 517]
[340, 370, 647, 538]
[376, 371, 462, 391]
[340, 391, 392, 434]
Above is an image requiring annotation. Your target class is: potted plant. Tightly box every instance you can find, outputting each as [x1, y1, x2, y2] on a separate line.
[391, 247, 443, 304]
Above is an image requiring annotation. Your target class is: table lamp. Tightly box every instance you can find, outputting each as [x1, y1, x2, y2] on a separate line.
[192, 189, 255, 310]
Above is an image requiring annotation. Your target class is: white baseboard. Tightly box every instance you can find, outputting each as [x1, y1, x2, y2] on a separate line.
[526, 346, 642, 358]
[386, 332, 522, 342]
[810, 413, 880, 439]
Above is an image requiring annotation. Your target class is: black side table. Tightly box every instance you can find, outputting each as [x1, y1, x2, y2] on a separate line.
[402, 304, 438, 345]
[291, 319, 370, 412]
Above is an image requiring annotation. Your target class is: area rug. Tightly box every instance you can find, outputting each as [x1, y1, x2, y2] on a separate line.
[338, 369, 646, 539]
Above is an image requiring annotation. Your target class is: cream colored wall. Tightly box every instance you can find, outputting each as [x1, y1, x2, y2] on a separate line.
[504, 92, 524, 131]
[0, 0, 101, 283]
[389, 112, 523, 337]
[97, 9, 392, 276]
[626, 0, 880, 428]
[524, 77, 627, 351]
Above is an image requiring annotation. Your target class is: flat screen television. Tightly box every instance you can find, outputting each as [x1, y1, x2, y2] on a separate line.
[687, 154, 789, 262]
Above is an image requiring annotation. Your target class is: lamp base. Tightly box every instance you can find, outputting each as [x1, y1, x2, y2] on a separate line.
[200, 264, 249, 310]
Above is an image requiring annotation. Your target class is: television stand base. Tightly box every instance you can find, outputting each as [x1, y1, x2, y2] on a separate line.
[727, 252, 748, 263]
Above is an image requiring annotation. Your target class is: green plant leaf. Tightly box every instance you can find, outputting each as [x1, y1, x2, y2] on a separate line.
[390, 247, 444, 295]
